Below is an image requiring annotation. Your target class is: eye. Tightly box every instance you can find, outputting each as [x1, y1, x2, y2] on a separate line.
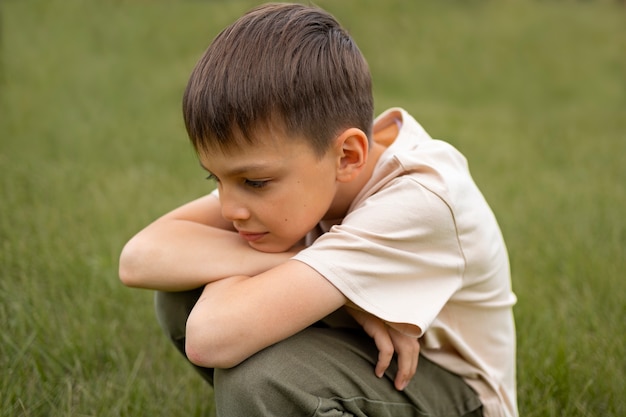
[205, 173, 220, 183]
[244, 179, 269, 189]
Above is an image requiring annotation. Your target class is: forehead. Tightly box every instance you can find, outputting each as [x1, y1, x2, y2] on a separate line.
[198, 130, 317, 175]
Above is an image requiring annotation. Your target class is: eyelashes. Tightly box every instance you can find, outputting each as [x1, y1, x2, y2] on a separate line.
[205, 173, 269, 189]
[244, 179, 269, 189]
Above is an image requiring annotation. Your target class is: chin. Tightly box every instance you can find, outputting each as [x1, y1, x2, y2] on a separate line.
[249, 240, 291, 254]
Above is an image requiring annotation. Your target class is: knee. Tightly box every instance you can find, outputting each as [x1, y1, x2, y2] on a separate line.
[213, 331, 322, 415]
[213, 344, 287, 396]
[213, 353, 276, 415]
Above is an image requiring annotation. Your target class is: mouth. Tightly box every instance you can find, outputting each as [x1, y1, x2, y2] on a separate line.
[238, 231, 268, 242]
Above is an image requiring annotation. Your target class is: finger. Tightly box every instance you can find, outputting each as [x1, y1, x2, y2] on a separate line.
[390, 332, 420, 390]
[393, 342, 417, 390]
[373, 331, 394, 378]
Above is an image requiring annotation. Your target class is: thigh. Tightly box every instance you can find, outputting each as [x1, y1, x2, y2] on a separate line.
[154, 289, 215, 384]
[154, 289, 203, 342]
[214, 327, 482, 417]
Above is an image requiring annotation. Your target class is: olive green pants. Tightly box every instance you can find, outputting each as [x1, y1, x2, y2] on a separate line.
[155, 289, 483, 417]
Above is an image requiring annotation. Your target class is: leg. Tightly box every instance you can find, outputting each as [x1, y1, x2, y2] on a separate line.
[154, 289, 215, 384]
[214, 327, 483, 417]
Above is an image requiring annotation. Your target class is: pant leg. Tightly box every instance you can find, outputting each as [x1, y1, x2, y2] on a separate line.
[214, 327, 483, 417]
[154, 289, 215, 384]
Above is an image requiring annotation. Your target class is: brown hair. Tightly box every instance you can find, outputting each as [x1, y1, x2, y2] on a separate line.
[182, 2, 373, 157]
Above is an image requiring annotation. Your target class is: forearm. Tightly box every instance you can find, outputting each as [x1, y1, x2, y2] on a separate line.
[119, 219, 294, 291]
[185, 261, 346, 368]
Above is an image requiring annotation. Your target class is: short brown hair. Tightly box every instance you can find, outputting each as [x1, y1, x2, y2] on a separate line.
[182, 2, 373, 157]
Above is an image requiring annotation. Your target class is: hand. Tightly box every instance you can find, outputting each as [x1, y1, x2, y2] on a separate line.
[346, 306, 420, 391]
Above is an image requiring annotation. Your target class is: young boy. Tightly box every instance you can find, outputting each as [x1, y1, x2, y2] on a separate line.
[119, 3, 517, 417]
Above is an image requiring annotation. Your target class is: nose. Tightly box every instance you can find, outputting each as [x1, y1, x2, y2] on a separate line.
[220, 190, 250, 222]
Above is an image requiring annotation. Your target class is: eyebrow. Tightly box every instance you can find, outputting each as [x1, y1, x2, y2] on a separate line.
[198, 161, 276, 177]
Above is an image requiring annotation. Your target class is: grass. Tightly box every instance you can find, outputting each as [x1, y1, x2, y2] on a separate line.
[1, 0, 624, 416]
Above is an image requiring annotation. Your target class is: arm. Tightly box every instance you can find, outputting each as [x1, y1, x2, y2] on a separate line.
[184, 259, 346, 368]
[122, 194, 420, 389]
[118, 194, 296, 291]
[184, 260, 420, 392]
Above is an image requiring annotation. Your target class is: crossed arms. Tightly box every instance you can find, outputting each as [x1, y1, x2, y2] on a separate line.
[119, 193, 420, 391]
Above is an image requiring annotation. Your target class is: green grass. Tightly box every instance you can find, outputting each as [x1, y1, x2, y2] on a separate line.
[1, 0, 624, 416]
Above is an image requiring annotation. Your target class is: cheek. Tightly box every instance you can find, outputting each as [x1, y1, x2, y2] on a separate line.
[269, 190, 320, 229]
[272, 168, 335, 228]
[296, 184, 334, 221]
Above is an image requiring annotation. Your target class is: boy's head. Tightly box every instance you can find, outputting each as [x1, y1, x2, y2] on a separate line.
[182, 2, 373, 157]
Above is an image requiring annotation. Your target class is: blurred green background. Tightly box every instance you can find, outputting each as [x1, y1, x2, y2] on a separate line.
[1, 0, 625, 416]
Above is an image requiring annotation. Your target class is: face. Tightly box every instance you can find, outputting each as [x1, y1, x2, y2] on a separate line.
[199, 130, 340, 253]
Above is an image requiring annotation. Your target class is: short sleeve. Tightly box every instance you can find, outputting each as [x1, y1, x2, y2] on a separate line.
[293, 176, 465, 335]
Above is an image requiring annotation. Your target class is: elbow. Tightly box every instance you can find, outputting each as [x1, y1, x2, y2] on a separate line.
[118, 238, 151, 288]
[185, 340, 241, 369]
[184, 312, 246, 369]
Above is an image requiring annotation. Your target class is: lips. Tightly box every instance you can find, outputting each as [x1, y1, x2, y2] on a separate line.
[238, 231, 268, 242]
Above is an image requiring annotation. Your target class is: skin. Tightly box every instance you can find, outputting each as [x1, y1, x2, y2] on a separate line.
[119, 121, 420, 391]
[199, 129, 344, 254]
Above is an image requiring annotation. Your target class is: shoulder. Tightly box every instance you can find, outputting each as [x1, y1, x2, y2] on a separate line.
[347, 175, 457, 236]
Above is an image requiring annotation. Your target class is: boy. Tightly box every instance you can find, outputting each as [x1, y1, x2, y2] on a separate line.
[119, 3, 517, 417]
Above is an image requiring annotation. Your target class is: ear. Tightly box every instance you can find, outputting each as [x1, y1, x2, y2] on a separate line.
[334, 128, 369, 183]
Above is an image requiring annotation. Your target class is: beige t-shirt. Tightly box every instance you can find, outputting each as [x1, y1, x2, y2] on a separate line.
[294, 108, 518, 417]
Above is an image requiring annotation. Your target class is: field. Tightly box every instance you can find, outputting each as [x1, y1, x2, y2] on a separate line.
[1, 0, 625, 416]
